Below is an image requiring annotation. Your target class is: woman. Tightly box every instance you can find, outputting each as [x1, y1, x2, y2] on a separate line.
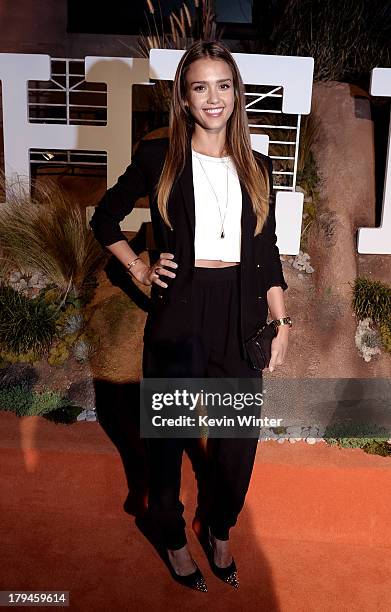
[90, 40, 290, 592]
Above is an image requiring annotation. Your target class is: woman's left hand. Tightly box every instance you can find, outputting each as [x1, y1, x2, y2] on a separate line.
[268, 327, 290, 372]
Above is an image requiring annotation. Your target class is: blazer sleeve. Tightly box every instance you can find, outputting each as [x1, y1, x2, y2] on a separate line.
[89, 139, 150, 248]
[263, 156, 288, 292]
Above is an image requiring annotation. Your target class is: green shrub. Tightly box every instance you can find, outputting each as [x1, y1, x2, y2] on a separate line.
[362, 440, 391, 457]
[351, 277, 391, 353]
[47, 341, 70, 366]
[0, 382, 78, 418]
[0, 283, 59, 356]
[324, 421, 390, 449]
[0, 275, 98, 366]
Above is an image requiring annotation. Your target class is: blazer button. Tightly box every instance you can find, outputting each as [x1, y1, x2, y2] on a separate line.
[258, 296, 263, 300]
[158, 293, 163, 299]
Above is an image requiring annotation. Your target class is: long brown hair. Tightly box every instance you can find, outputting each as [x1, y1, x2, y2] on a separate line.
[154, 40, 270, 237]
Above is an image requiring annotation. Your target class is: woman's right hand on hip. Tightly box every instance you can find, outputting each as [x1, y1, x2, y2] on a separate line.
[135, 252, 178, 288]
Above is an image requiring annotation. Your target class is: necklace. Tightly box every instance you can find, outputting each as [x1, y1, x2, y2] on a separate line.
[193, 150, 229, 239]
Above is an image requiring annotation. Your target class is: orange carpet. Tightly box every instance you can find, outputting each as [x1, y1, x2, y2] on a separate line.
[1, 410, 390, 611]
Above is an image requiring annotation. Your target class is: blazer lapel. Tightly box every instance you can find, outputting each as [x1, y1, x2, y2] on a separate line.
[177, 137, 256, 260]
[178, 140, 196, 239]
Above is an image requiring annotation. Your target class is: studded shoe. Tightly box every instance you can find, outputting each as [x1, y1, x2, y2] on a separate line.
[193, 519, 239, 588]
[166, 553, 208, 592]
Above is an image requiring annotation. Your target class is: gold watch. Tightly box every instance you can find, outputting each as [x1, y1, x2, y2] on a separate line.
[272, 316, 292, 328]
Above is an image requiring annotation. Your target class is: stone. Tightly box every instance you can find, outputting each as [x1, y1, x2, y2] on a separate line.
[9, 271, 21, 282]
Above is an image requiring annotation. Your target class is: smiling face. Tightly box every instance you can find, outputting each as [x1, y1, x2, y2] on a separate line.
[183, 57, 235, 134]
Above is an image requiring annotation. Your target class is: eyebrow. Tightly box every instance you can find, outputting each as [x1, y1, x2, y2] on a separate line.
[190, 78, 232, 85]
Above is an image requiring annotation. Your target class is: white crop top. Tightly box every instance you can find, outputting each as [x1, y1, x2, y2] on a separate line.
[192, 148, 242, 262]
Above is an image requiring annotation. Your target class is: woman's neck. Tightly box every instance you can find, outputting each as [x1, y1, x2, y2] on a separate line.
[191, 135, 228, 158]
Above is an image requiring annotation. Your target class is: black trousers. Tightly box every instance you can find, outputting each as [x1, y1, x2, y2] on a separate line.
[142, 264, 262, 549]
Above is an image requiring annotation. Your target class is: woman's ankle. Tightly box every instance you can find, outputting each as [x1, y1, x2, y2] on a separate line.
[167, 544, 197, 576]
[211, 537, 233, 567]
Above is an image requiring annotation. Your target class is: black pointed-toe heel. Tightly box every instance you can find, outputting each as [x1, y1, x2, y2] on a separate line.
[166, 554, 208, 592]
[193, 519, 239, 588]
[207, 527, 239, 588]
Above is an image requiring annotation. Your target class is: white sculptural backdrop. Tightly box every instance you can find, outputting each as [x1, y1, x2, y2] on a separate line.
[357, 68, 391, 254]
[0, 52, 389, 254]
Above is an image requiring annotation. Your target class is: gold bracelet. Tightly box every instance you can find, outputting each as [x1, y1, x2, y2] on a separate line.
[272, 316, 292, 328]
[126, 257, 140, 276]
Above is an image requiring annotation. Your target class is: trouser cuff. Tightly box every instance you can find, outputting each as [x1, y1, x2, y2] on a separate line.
[165, 534, 188, 550]
[210, 525, 230, 541]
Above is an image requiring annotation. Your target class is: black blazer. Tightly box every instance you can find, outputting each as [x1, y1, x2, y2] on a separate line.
[89, 134, 288, 360]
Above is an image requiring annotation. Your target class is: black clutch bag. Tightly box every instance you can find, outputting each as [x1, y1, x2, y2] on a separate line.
[245, 321, 277, 371]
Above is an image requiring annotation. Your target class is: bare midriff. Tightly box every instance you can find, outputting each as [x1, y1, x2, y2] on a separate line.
[194, 259, 240, 268]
